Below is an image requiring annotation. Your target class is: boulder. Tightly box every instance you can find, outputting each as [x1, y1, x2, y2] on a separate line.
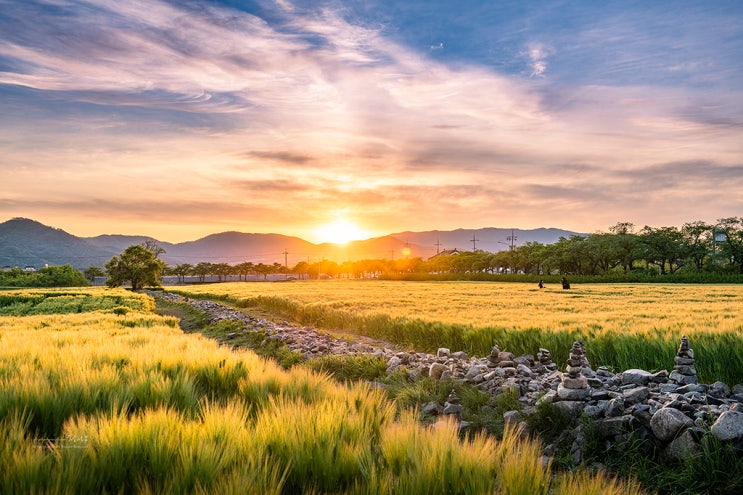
[621, 369, 653, 386]
[503, 410, 522, 425]
[421, 401, 443, 416]
[597, 415, 632, 437]
[666, 429, 700, 460]
[557, 384, 588, 401]
[562, 375, 588, 389]
[710, 410, 743, 441]
[622, 386, 650, 405]
[669, 370, 698, 385]
[429, 362, 448, 380]
[650, 407, 693, 442]
[708, 381, 731, 398]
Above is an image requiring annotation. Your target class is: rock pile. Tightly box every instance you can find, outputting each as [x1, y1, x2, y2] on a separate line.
[148, 291, 743, 465]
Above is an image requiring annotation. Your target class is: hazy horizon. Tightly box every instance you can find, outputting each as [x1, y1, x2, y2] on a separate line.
[2, 1, 742, 243]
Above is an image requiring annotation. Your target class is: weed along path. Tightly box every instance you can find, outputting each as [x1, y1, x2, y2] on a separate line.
[150, 289, 743, 485]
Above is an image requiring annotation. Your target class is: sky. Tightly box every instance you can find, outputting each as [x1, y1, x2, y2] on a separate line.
[1, 0, 742, 244]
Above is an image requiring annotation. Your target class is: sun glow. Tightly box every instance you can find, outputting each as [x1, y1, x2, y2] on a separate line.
[314, 218, 371, 244]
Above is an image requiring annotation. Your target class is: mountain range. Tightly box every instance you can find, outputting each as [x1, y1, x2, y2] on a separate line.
[0, 217, 583, 269]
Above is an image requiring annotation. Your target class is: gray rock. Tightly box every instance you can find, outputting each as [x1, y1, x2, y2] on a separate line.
[651, 370, 669, 383]
[605, 397, 624, 417]
[659, 383, 680, 393]
[443, 402, 463, 416]
[386, 356, 402, 370]
[583, 404, 606, 418]
[537, 390, 557, 404]
[562, 375, 588, 389]
[666, 429, 700, 460]
[437, 347, 450, 358]
[674, 365, 697, 375]
[429, 362, 448, 380]
[421, 401, 443, 416]
[676, 383, 707, 394]
[669, 370, 698, 385]
[555, 400, 585, 416]
[498, 351, 515, 362]
[650, 407, 693, 442]
[708, 381, 731, 398]
[623, 386, 650, 405]
[464, 365, 485, 380]
[557, 384, 588, 401]
[621, 369, 653, 386]
[587, 376, 603, 386]
[710, 410, 743, 441]
[590, 389, 610, 401]
[503, 410, 522, 425]
[517, 363, 533, 376]
[501, 367, 517, 377]
[597, 415, 632, 437]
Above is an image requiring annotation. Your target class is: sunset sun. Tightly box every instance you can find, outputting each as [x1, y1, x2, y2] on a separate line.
[314, 218, 370, 244]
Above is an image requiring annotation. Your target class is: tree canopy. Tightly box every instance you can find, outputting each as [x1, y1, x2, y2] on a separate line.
[105, 244, 166, 290]
[0, 264, 89, 287]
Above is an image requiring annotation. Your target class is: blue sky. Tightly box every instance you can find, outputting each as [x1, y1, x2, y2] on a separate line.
[1, 0, 742, 243]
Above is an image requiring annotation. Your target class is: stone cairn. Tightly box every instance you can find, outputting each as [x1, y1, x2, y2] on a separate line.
[669, 335, 698, 385]
[556, 341, 591, 411]
[537, 348, 557, 372]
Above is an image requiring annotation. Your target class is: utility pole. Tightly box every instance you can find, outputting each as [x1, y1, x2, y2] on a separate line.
[507, 229, 517, 251]
[470, 234, 479, 251]
[283, 249, 288, 268]
[434, 239, 441, 255]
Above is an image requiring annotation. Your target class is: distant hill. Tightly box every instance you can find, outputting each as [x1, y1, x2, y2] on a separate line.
[0, 218, 583, 269]
[0, 218, 116, 268]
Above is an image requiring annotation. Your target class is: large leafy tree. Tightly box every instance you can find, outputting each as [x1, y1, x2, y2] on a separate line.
[716, 217, 743, 273]
[105, 245, 166, 290]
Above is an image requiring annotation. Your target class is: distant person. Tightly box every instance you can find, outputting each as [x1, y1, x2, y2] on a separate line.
[561, 277, 570, 290]
[538, 279, 545, 289]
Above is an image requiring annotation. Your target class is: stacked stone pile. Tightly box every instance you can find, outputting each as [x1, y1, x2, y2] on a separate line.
[669, 335, 698, 385]
[537, 348, 557, 371]
[148, 291, 743, 464]
[556, 341, 591, 414]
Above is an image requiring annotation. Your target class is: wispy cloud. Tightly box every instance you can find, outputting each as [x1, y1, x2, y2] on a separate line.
[0, 0, 741, 241]
[526, 42, 552, 77]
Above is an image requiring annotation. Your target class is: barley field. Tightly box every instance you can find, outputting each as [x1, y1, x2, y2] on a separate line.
[172, 281, 743, 384]
[0, 288, 641, 494]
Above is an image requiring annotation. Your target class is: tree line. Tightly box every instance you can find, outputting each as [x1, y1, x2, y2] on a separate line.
[4, 217, 741, 288]
[154, 218, 743, 284]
